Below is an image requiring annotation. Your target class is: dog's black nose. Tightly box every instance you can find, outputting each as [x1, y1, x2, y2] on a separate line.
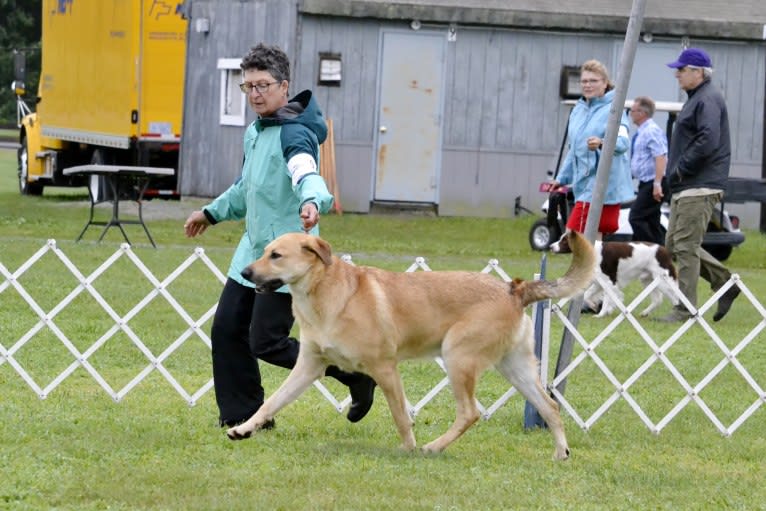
[241, 267, 253, 281]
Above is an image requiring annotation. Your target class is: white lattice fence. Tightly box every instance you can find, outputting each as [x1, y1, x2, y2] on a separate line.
[1, 240, 223, 404]
[548, 271, 766, 435]
[1, 241, 764, 433]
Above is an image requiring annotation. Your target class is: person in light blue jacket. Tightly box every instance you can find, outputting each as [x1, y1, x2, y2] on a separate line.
[184, 44, 375, 428]
[552, 59, 634, 238]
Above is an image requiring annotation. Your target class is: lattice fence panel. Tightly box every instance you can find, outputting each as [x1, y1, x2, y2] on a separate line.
[2, 241, 764, 434]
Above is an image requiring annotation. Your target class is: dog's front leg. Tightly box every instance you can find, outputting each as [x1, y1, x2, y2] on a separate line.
[227, 349, 325, 441]
[596, 282, 621, 317]
[583, 284, 602, 313]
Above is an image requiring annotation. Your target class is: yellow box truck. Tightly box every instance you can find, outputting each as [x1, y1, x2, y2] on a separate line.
[15, 0, 186, 198]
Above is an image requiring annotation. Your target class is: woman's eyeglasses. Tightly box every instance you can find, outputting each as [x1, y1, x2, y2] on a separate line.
[239, 81, 279, 94]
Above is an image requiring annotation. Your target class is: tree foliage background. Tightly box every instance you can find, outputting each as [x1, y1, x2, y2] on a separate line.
[0, 0, 41, 127]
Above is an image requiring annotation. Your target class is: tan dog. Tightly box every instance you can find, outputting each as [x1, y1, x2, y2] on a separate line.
[228, 231, 595, 459]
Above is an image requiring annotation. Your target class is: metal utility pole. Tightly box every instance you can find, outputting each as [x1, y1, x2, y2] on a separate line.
[552, 0, 647, 397]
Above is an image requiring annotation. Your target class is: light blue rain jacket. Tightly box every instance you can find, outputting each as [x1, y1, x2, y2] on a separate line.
[557, 89, 634, 205]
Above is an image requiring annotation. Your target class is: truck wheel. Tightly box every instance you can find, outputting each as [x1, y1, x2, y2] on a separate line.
[18, 135, 43, 196]
[529, 218, 559, 251]
[703, 243, 733, 262]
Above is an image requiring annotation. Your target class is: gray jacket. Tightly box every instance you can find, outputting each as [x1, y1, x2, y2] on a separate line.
[666, 79, 731, 194]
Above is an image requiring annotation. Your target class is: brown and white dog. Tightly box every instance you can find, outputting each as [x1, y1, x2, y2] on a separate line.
[226, 231, 596, 459]
[549, 234, 680, 317]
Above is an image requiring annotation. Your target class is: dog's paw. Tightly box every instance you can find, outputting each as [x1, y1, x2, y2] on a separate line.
[420, 441, 444, 454]
[226, 426, 253, 440]
[553, 447, 571, 461]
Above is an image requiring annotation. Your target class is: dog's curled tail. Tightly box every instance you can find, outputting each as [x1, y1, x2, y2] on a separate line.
[513, 231, 596, 307]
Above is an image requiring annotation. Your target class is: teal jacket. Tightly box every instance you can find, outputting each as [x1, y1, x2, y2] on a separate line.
[557, 89, 634, 205]
[203, 90, 334, 289]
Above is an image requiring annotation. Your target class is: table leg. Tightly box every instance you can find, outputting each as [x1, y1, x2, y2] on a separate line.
[74, 184, 97, 242]
[136, 179, 157, 248]
[96, 175, 132, 245]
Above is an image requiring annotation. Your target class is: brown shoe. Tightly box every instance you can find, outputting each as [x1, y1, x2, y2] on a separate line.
[713, 286, 740, 322]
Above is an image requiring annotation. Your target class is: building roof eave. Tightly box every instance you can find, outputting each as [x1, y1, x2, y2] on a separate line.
[299, 0, 766, 41]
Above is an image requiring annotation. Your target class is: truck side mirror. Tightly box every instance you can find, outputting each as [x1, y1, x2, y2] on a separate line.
[13, 50, 26, 95]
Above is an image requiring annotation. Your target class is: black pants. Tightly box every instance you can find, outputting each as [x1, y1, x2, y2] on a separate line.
[211, 278, 360, 424]
[629, 180, 665, 245]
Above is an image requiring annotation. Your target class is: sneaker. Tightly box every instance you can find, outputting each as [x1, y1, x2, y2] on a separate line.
[347, 375, 376, 423]
[713, 286, 740, 322]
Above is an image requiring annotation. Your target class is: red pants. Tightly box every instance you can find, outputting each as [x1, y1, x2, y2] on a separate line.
[566, 201, 620, 234]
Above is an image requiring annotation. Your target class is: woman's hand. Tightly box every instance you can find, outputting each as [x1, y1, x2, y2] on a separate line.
[184, 210, 210, 238]
[300, 202, 319, 232]
[586, 136, 603, 151]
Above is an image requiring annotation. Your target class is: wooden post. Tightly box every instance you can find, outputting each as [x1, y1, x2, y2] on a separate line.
[319, 118, 342, 214]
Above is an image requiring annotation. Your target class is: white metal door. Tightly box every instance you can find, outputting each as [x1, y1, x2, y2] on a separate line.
[374, 31, 445, 203]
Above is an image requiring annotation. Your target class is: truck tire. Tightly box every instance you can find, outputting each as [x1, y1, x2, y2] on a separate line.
[702, 243, 733, 262]
[18, 135, 44, 196]
[529, 218, 560, 251]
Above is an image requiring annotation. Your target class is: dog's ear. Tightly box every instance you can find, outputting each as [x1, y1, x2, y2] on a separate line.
[303, 236, 333, 266]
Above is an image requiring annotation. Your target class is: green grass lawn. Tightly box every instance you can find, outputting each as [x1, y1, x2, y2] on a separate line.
[2, 148, 766, 510]
[0, 128, 18, 140]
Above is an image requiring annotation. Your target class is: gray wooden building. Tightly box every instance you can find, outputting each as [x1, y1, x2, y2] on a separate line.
[178, 0, 766, 228]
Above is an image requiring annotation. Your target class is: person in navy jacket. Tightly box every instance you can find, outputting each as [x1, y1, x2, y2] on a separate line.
[659, 48, 739, 323]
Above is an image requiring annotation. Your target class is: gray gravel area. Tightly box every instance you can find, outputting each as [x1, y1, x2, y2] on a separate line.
[54, 196, 210, 221]
[127, 196, 209, 221]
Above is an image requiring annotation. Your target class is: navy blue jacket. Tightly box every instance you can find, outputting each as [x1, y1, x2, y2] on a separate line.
[666, 79, 731, 194]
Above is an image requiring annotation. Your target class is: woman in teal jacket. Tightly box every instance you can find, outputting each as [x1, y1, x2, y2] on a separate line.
[553, 59, 634, 238]
[184, 44, 375, 428]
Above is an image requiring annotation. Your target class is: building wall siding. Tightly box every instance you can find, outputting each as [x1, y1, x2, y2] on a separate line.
[179, 3, 765, 227]
[179, 0, 297, 196]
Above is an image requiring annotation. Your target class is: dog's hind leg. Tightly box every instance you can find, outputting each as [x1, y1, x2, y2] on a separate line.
[421, 362, 481, 454]
[639, 275, 664, 317]
[495, 322, 569, 460]
[421, 327, 485, 454]
[657, 274, 682, 307]
[370, 363, 416, 451]
[227, 348, 325, 441]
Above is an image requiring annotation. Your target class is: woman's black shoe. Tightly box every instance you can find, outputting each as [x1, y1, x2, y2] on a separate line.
[347, 376, 376, 423]
[220, 418, 275, 430]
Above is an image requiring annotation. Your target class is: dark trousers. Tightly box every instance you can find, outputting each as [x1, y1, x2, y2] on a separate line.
[629, 180, 665, 245]
[211, 278, 359, 424]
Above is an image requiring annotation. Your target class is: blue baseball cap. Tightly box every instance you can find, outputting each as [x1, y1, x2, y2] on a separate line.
[667, 48, 712, 69]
